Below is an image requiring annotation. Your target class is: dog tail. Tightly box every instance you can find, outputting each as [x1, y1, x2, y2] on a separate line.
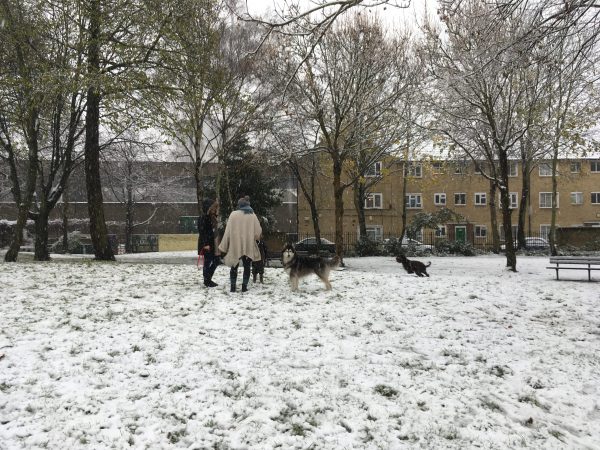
[426, 261, 432, 267]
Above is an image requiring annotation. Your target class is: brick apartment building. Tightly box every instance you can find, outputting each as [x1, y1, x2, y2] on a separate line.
[297, 157, 600, 244]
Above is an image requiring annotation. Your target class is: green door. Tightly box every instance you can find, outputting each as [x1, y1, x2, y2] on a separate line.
[455, 226, 466, 243]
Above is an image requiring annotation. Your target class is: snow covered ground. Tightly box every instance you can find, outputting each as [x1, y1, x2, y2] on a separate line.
[0, 254, 599, 449]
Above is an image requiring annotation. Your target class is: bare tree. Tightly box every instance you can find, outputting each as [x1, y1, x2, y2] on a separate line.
[424, 0, 546, 271]
[266, 14, 415, 260]
[147, 0, 225, 215]
[101, 132, 165, 253]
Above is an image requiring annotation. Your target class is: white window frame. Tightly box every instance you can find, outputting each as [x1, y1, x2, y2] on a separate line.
[475, 225, 487, 238]
[570, 161, 581, 173]
[364, 193, 383, 209]
[509, 192, 518, 209]
[434, 193, 446, 206]
[432, 162, 444, 174]
[454, 161, 467, 175]
[454, 192, 466, 206]
[540, 192, 559, 208]
[591, 192, 600, 204]
[570, 192, 583, 205]
[435, 225, 447, 238]
[508, 161, 518, 177]
[365, 161, 382, 177]
[591, 161, 600, 173]
[406, 162, 422, 178]
[539, 162, 552, 177]
[365, 225, 384, 241]
[474, 192, 487, 206]
[405, 193, 423, 209]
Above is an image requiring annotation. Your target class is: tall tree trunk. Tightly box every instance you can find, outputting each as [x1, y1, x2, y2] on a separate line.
[332, 158, 345, 262]
[5, 118, 38, 262]
[125, 194, 134, 254]
[34, 202, 50, 261]
[550, 148, 559, 256]
[84, 0, 114, 261]
[517, 159, 530, 249]
[498, 152, 516, 271]
[354, 180, 367, 238]
[488, 180, 500, 254]
[62, 182, 69, 252]
[400, 161, 408, 240]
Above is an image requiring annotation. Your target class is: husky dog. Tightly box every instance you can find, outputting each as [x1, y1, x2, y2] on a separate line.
[281, 243, 340, 291]
[396, 254, 431, 277]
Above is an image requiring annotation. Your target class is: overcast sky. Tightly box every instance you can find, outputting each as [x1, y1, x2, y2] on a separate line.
[243, 0, 438, 30]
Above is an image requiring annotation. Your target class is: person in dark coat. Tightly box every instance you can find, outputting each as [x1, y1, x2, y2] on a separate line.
[198, 199, 220, 287]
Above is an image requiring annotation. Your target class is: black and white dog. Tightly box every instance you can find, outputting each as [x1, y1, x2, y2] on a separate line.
[281, 244, 340, 291]
[396, 254, 431, 277]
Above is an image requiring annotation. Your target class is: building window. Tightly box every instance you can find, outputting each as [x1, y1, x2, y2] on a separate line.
[570, 161, 581, 173]
[592, 161, 600, 173]
[366, 225, 383, 241]
[509, 192, 518, 209]
[454, 161, 467, 175]
[405, 162, 422, 177]
[405, 193, 422, 209]
[539, 162, 552, 177]
[475, 225, 487, 238]
[540, 192, 558, 208]
[508, 161, 518, 177]
[434, 193, 446, 206]
[365, 193, 383, 209]
[435, 225, 447, 237]
[474, 192, 487, 206]
[454, 193, 466, 206]
[540, 224, 552, 239]
[592, 192, 600, 204]
[571, 192, 583, 205]
[282, 188, 298, 204]
[432, 162, 444, 174]
[365, 161, 382, 177]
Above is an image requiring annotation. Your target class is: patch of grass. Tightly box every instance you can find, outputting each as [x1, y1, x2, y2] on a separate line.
[518, 394, 550, 411]
[131, 345, 141, 352]
[374, 384, 398, 398]
[290, 423, 306, 436]
[416, 400, 429, 411]
[166, 428, 186, 444]
[549, 429, 564, 440]
[481, 398, 503, 412]
[291, 319, 301, 330]
[489, 365, 512, 378]
[0, 382, 11, 392]
[442, 426, 458, 440]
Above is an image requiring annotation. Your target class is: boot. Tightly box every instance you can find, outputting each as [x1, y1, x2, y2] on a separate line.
[204, 280, 217, 288]
[253, 273, 257, 283]
[242, 284, 248, 292]
[259, 274, 264, 284]
[230, 268, 237, 293]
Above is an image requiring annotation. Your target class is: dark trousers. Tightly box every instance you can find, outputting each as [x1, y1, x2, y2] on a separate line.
[230, 256, 251, 291]
[203, 251, 218, 282]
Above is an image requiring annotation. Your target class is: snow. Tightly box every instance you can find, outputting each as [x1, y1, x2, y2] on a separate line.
[1, 254, 599, 449]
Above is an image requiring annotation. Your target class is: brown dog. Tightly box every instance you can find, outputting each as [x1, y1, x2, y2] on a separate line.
[396, 254, 431, 277]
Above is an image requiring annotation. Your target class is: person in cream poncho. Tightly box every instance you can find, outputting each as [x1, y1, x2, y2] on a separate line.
[218, 197, 263, 292]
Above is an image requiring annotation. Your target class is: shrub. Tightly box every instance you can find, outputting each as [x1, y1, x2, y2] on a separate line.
[355, 236, 381, 257]
[50, 231, 84, 254]
[434, 239, 477, 256]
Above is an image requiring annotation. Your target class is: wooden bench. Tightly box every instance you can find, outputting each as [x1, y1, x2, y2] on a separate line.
[547, 256, 600, 281]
